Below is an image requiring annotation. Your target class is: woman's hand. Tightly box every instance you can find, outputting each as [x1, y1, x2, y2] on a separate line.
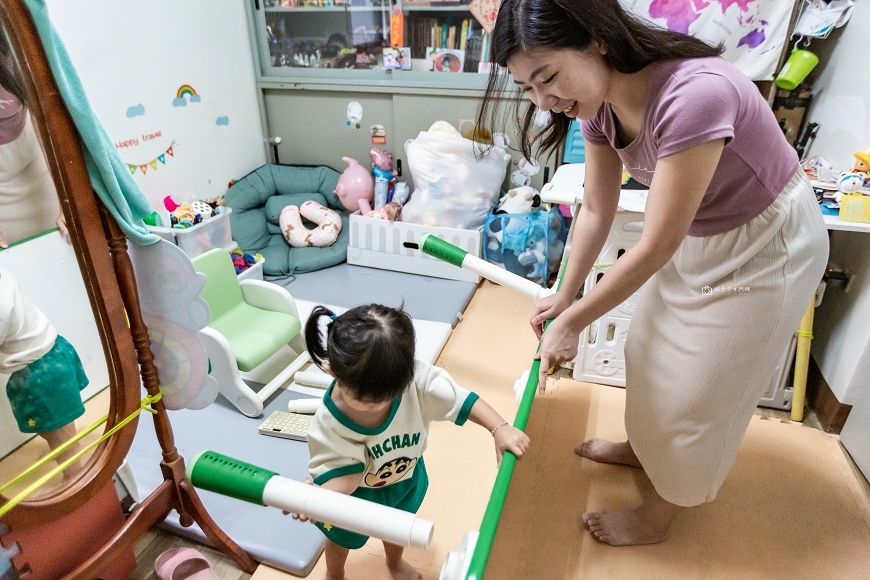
[56, 213, 71, 245]
[493, 424, 530, 466]
[534, 313, 581, 394]
[284, 478, 316, 523]
[530, 290, 573, 339]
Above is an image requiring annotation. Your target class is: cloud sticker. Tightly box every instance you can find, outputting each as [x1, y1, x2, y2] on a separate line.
[190, 95, 201, 103]
[126, 104, 145, 118]
[172, 97, 187, 107]
[216, 116, 229, 126]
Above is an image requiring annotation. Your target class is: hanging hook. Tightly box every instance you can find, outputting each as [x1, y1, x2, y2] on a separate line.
[793, 35, 806, 52]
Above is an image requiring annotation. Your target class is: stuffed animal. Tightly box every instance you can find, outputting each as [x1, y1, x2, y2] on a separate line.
[487, 186, 542, 251]
[334, 157, 374, 213]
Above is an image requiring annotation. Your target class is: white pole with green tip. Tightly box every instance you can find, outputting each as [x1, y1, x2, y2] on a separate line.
[187, 451, 434, 549]
[411, 234, 556, 301]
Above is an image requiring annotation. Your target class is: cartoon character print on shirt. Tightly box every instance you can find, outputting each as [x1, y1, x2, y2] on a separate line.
[364, 456, 418, 488]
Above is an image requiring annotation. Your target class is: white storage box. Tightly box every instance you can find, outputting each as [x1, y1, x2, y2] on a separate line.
[347, 213, 482, 283]
[147, 208, 234, 258]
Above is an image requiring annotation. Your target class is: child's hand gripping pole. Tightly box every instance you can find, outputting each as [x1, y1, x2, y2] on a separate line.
[186, 451, 434, 549]
[405, 234, 556, 302]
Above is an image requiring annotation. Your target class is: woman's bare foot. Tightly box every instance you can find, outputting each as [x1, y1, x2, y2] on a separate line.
[387, 559, 422, 580]
[581, 492, 684, 546]
[575, 439, 642, 468]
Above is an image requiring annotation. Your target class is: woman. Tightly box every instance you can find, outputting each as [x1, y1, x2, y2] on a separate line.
[477, 0, 828, 546]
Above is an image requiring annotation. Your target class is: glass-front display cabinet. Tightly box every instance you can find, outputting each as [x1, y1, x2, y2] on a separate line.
[253, 0, 497, 89]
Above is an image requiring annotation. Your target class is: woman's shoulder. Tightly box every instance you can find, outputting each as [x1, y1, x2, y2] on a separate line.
[653, 57, 752, 92]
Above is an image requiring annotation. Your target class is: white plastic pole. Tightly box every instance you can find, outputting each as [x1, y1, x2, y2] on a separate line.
[459, 253, 556, 301]
[262, 476, 434, 549]
[287, 398, 323, 414]
[293, 369, 333, 388]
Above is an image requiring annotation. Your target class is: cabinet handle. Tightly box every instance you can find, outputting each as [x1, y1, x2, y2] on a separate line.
[254, 0, 260, 10]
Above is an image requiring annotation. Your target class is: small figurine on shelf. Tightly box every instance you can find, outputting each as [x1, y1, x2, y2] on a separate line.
[369, 147, 395, 208]
[850, 147, 870, 184]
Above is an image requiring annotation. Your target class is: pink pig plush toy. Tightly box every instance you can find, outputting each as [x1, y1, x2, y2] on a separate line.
[334, 157, 374, 214]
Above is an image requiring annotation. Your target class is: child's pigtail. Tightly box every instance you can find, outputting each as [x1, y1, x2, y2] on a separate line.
[304, 305, 336, 369]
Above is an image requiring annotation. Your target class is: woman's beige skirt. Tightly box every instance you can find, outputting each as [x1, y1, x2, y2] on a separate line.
[624, 169, 829, 507]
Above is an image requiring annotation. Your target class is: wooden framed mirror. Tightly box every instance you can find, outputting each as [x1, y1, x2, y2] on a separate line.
[0, 1, 255, 577]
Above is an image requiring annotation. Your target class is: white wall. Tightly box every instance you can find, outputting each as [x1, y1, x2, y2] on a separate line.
[44, 0, 267, 212]
[804, 0, 870, 405]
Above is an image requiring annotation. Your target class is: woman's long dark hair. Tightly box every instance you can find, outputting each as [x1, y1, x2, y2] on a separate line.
[0, 30, 27, 107]
[477, 0, 723, 161]
[304, 304, 416, 403]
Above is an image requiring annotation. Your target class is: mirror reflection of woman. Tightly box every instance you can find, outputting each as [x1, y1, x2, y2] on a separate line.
[0, 33, 67, 249]
[0, 268, 89, 481]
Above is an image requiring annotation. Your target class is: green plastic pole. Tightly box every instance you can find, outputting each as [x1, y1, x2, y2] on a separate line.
[463, 241, 572, 580]
[418, 233, 468, 268]
[186, 450, 277, 506]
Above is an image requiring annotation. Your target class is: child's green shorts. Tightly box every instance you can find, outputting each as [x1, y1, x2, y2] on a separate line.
[316, 457, 429, 550]
[6, 335, 89, 433]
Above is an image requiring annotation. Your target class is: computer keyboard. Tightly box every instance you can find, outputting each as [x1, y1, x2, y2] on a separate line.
[258, 411, 312, 441]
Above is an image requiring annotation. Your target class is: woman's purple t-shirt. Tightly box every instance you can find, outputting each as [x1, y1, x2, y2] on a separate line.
[581, 57, 799, 236]
[0, 85, 25, 145]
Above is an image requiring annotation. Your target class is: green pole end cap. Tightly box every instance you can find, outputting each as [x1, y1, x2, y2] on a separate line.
[187, 450, 278, 506]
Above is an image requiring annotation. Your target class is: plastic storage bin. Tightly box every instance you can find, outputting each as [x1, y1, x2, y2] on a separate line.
[147, 208, 234, 258]
[237, 258, 264, 281]
[347, 213, 482, 283]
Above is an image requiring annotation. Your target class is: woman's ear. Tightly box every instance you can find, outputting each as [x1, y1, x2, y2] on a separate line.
[321, 361, 335, 377]
[591, 39, 607, 56]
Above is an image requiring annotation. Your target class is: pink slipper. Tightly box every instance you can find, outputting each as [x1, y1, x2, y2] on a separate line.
[154, 547, 219, 580]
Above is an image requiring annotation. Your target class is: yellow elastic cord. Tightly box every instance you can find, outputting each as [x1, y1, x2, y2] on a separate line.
[0, 414, 108, 496]
[797, 331, 814, 339]
[593, 263, 613, 268]
[0, 391, 162, 519]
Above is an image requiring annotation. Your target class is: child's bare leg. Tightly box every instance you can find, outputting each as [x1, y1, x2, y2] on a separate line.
[581, 490, 684, 546]
[40, 422, 85, 479]
[323, 539, 349, 580]
[382, 541, 421, 580]
[575, 438, 642, 468]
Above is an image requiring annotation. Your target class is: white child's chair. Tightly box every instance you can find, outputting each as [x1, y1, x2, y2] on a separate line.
[191, 248, 310, 417]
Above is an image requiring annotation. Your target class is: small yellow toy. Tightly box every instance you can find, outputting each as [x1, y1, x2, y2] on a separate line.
[851, 147, 870, 183]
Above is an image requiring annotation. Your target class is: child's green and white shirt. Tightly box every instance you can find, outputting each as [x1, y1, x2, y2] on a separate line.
[307, 361, 479, 489]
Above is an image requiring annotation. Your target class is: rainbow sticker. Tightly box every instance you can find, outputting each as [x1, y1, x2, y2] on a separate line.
[176, 85, 197, 99]
[173, 85, 201, 107]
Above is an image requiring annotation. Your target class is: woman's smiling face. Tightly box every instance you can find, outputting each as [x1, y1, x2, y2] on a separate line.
[507, 46, 612, 121]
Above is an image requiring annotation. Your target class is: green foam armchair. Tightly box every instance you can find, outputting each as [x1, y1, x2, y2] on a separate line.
[191, 249, 310, 417]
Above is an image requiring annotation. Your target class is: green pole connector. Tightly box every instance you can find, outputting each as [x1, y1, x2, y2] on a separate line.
[186, 450, 277, 506]
[419, 233, 468, 268]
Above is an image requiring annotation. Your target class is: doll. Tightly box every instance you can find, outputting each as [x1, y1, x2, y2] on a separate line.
[0, 268, 89, 479]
